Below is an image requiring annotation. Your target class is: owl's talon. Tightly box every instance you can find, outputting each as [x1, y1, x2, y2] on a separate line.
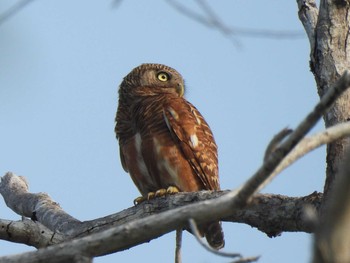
[147, 192, 155, 200]
[155, 189, 167, 197]
[133, 196, 146, 205]
[166, 186, 179, 194]
[134, 186, 180, 205]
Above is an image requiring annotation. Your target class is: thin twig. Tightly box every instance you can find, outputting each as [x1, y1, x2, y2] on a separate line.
[268, 122, 350, 182]
[264, 128, 293, 162]
[166, 0, 304, 40]
[229, 257, 262, 263]
[175, 229, 182, 263]
[0, 0, 35, 26]
[188, 219, 242, 259]
[195, 0, 240, 46]
[236, 71, 350, 200]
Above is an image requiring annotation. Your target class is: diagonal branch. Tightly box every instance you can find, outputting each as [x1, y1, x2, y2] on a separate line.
[237, 71, 350, 199]
[0, 173, 81, 235]
[269, 122, 350, 183]
[0, 0, 35, 26]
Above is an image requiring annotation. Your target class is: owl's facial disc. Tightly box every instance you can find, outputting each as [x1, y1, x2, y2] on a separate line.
[154, 70, 184, 97]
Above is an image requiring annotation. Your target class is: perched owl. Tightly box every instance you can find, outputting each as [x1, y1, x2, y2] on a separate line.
[115, 63, 224, 249]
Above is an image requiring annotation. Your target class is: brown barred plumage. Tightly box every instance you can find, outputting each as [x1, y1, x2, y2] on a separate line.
[115, 63, 224, 249]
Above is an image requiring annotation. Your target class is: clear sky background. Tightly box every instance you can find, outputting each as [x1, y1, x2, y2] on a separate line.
[0, 1, 325, 262]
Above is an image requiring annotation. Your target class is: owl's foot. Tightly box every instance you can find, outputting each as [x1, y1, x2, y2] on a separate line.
[133, 186, 180, 205]
[155, 186, 180, 197]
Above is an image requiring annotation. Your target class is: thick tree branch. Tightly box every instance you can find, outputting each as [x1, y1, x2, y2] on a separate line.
[0, 190, 323, 263]
[0, 173, 81, 235]
[4, 122, 349, 247]
[0, 173, 323, 246]
[0, 218, 65, 248]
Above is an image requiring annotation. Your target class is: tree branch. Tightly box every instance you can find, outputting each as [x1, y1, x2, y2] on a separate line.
[0, 190, 322, 263]
[0, 173, 81, 235]
[0, 218, 65, 248]
[0, 173, 323, 246]
[0, 0, 35, 26]
[243, 71, 350, 196]
[5, 122, 349, 246]
[166, 0, 304, 43]
[267, 122, 350, 188]
[1, 71, 349, 262]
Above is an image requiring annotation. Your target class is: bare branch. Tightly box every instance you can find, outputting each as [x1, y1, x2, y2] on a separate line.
[0, 218, 65, 248]
[264, 128, 293, 162]
[0, 0, 35, 26]
[0, 173, 81, 235]
[0, 175, 322, 245]
[240, 71, 350, 197]
[166, 0, 304, 41]
[261, 122, 350, 191]
[175, 229, 182, 263]
[188, 218, 243, 259]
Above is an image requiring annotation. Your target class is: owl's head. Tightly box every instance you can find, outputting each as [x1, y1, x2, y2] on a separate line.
[120, 63, 185, 98]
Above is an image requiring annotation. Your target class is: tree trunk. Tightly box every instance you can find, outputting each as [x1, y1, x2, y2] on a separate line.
[311, 0, 350, 198]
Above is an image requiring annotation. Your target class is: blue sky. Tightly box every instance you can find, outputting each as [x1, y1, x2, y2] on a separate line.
[0, 1, 324, 262]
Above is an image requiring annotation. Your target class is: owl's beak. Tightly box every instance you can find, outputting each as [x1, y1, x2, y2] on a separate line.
[176, 83, 185, 97]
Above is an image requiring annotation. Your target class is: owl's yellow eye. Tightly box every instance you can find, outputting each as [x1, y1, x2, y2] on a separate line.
[157, 72, 169, 82]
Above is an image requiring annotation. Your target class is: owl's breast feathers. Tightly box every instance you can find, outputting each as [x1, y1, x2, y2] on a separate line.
[116, 94, 219, 194]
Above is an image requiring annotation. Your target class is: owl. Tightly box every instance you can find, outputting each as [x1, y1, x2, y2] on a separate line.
[115, 63, 224, 249]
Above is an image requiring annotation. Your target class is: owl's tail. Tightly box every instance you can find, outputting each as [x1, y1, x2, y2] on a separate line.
[204, 221, 225, 250]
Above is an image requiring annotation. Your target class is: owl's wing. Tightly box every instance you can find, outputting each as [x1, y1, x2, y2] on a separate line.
[163, 99, 219, 190]
[119, 146, 129, 172]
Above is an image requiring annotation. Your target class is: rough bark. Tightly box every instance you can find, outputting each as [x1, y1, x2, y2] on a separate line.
[307, 0, 350, 198]
[298, 0, 350, 199]
[0, 187, 322, 263]
[297, 1, 350, 262]
[0, 173, 323, 248]
[0, 218, 65, 248]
